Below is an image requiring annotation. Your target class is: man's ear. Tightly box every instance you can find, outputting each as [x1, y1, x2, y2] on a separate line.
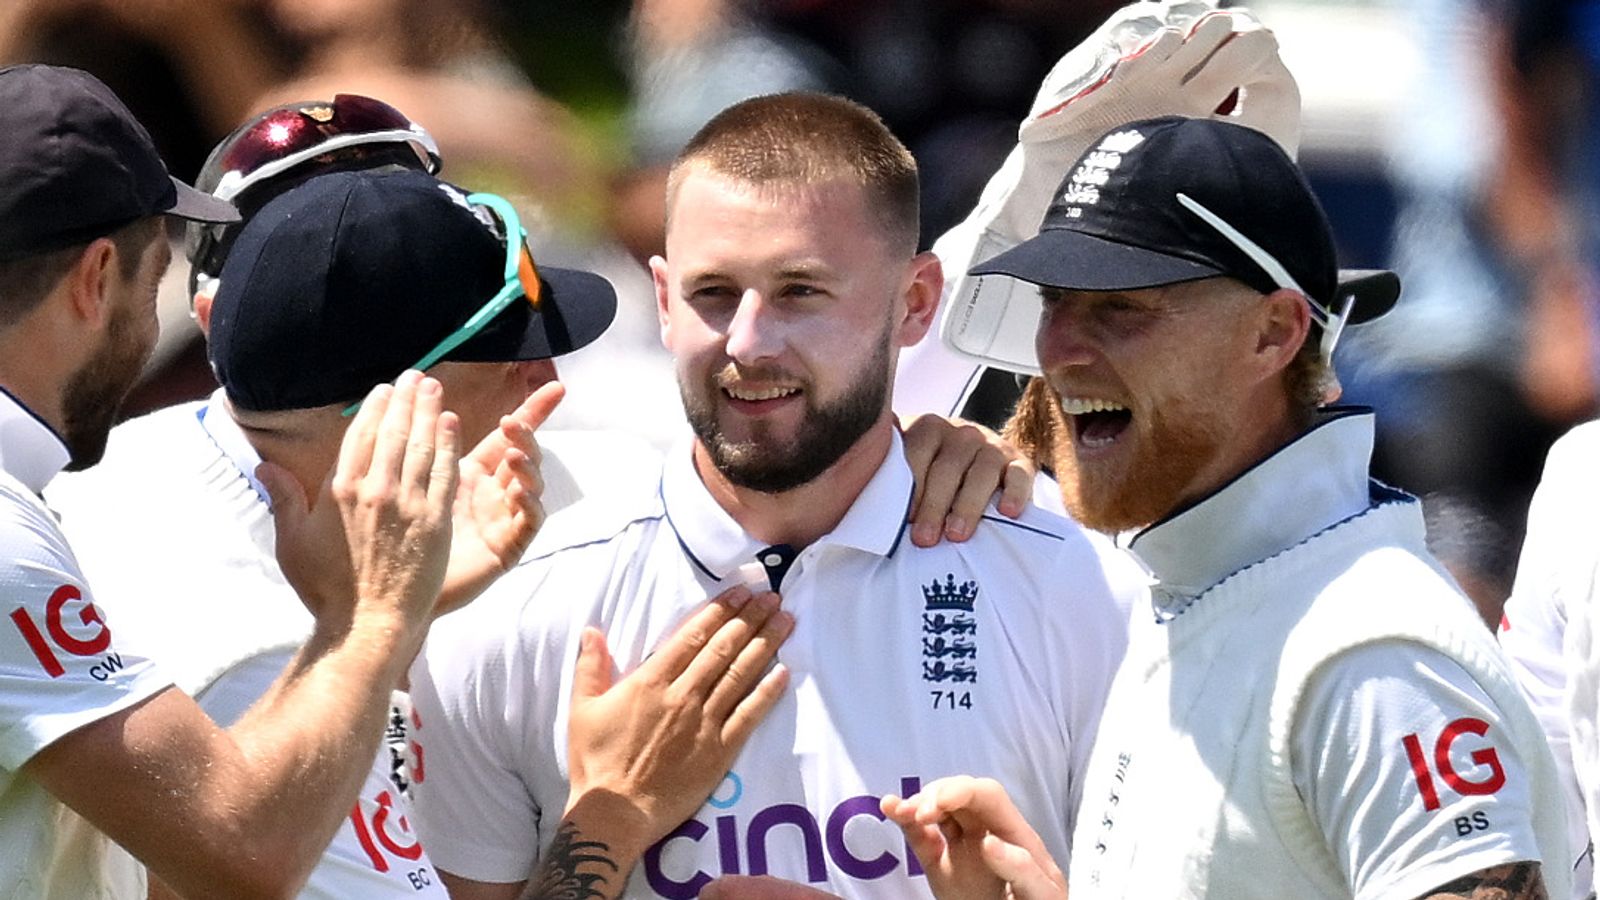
[894, 250, 944, 349]
[192, 289, 214, 335]
[1254, 288, 1312, 378]
[649, 254, 672, 348]
[63, 238, 118, 327]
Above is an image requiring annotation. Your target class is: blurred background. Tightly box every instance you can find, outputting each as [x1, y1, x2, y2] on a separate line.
[5, 0, 1595, 624]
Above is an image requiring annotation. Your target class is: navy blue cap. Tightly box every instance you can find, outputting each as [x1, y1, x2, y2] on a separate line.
[208, 169, 617, 411]
[0, 64, 237, 259]
[972, 116, 1398, 324]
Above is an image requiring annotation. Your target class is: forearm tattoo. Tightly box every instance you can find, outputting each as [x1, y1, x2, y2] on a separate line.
[523, 822, 620, 900]
[1420, 863, 1548, 900]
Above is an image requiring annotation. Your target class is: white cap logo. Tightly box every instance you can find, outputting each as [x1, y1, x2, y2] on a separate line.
[1059, 129, 1144, 218]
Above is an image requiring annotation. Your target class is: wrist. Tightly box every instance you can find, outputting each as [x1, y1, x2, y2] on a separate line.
[528, 790, 653, 899]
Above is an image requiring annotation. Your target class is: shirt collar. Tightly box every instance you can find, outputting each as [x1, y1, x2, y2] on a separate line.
[1126, 408, 1376, 605]
[198, 389, 269, 506]
[660, 429, 914, 580]
[0, 387, 70, 494]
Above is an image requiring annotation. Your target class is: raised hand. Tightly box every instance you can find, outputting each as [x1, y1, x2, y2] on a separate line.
[528, 587, 793, 899]
[436, 380, 564, 615]
[263, 369, 459, 648]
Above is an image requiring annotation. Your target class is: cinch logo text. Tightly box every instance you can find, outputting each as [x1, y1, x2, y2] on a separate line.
[1403, 717, 1507, 812]
[642, 776, 924, 899]
[9, 585, 115, 679]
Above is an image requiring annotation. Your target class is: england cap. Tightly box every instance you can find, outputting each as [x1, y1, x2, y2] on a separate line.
[208, 168, 617, 411]
[0, 64, 238, 260]
[968, 116, 1399, 363]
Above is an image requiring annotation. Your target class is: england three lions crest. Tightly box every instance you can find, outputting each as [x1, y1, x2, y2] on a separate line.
[922, 573, 978, 684]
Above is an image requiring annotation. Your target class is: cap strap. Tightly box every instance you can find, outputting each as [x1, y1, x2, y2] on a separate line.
[1175, 192, 1348, 360]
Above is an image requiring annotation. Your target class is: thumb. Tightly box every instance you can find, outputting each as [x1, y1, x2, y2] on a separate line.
[571, 627, 615, 705]
[257, 460, 309, 526]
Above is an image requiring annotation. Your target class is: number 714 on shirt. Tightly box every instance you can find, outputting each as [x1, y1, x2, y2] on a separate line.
[929, 690, 973, 710]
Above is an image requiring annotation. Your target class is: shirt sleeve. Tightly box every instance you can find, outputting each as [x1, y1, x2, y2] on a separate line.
[1292, 642, 1541, 900]
[407, 596, 545, 884]
[0, 487, 168, 770]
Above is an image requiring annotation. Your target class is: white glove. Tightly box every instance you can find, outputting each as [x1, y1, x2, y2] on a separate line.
[938, 1, 1303, 374]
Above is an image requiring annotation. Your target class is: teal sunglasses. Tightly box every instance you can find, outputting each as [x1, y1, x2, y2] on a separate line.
[343, 192, 542, 416]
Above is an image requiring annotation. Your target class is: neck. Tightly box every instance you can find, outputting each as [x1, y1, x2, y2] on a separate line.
[1163, 406, 1309, 526]
[0, 321, 81, 438]
[693, 418, 896, 548]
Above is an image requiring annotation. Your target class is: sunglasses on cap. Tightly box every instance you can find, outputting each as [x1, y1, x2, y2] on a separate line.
[342, 192, 543, 416]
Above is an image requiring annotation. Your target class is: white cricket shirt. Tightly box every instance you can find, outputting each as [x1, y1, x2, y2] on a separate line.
[0, 388, 169, 899]
[410, 430, 1143, 898]
[1070, 411, 1551, 900]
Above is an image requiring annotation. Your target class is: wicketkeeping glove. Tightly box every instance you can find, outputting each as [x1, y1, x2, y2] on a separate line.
[937, 0, 1303, 374]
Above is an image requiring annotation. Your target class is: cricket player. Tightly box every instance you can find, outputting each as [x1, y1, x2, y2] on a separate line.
[406, 91, 1146, 899]
[887, 114, 1569, 900]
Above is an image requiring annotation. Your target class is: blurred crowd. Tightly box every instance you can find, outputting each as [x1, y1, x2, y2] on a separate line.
[5, 0, 1598, 626]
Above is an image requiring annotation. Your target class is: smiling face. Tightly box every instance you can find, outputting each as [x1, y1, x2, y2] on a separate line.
[653, 167, 933, 494]
[1033, 277, 1298, 532]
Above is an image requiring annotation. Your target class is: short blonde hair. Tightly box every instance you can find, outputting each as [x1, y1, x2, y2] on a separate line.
[665, 92, 921, 254]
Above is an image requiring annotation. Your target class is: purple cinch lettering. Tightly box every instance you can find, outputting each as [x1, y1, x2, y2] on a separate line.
[716, 815, 740, 874]
[901, 776, 924, 876]
[825, 795, 897, 879]
[643, 818, 711, 899]
[748, 803, 827, 883]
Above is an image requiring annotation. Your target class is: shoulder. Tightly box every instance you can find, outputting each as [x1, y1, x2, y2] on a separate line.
[0, 473, 75, 564]
[525, 471, 667, 561]
[972, 503, 1147, 603]
[538, 429, 663, 497]
[46, 402, 209, 503]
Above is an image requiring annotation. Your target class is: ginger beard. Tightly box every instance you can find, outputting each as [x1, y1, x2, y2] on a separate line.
[681, 325, 891, 495]
[1016, 376, 1229, 533]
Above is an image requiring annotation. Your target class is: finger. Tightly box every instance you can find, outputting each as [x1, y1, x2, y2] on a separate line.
[1184, 23, 1276, 95]
[638, 586, 752, 680]
[1121, 24, 1183, 66]
[677, 591, 783, 697]
[1167, 9, 1238, 75]
[914, 775, 982, 825]
[909, 435, 984, 547]
[401, 375, 445, 495]
[706, 606, 794, 720]
[570, 627, 615, 703]
[372, 370, 425, 488]
[510, 380, 565, 433]
[879, 793, 916, 826]
[981, 834, 1066, 900]
[997, 459, 1033, 519]
[427, 410, 462, 514]
[896, 820, 950, 875]
[946, 445, 1011, 542]
[720, 661, 790, 750]
[937, 777, 1053, 860]
[337, 382, 393, 483]
[899, 415, 939, 537]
